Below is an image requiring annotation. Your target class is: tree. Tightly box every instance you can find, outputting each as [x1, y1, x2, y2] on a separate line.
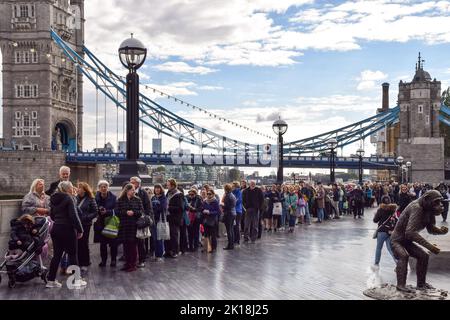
[228, 169, 241, 182]
[154, 166, 166, 173]
[440, 87, 450, 157]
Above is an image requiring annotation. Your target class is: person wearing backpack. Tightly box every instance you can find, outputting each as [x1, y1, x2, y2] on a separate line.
[94, 180, 118, 268]
[372, 195, 398, 271]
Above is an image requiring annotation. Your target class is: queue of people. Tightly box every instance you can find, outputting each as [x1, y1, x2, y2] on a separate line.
[9, 165, 450, 289]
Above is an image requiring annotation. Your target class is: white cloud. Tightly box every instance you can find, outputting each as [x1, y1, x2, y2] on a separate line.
[141, 81, 198, 97]
[288, 1, 450, 51]
[357, 70, 388, 91]
[153, 62, 218, 75]
[197, 85, 224, 91]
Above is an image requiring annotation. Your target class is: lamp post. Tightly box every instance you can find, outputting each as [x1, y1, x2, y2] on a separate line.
[328, 138, 338, 184]
[112, 33, 151, 186]
[406, 161, 412, 183]
[356, 148, 365, 186]
[273, 119, 288, 184]
[396, 156, 404, 183]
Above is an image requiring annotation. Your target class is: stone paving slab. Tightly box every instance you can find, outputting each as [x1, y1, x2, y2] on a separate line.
[0, 208, 448, 300]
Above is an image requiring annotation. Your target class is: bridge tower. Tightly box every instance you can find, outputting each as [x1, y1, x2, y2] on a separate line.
[397, 53, 444, 183]
[0, 0, 84, 152]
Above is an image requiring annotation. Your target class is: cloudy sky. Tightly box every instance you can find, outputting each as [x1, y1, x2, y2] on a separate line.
[2, 0, 450, 175]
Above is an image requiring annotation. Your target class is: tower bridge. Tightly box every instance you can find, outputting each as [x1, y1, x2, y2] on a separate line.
[1, 0, 450, 195]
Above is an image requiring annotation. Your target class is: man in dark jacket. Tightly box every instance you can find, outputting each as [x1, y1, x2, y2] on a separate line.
[165, 179, 184, 258]
[130, 177, 153, 267]
[46, 166, 72, 196]
[242, 180, 264, 243]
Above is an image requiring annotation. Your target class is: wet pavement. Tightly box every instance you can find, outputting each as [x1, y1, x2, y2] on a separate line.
[0, 208, 448, 300]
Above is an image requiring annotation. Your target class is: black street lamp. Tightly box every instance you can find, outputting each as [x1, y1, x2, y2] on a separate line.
[406, 161, 412, 183]
[356, 148, 365, 186]
[273, 119, 288, 184]
[328, 138, 337, 184]
[396, 156, 404, 183]
[112, 33, 151, 186]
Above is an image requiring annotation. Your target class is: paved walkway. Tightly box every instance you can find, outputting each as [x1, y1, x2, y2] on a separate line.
[0, 208, 449, 300]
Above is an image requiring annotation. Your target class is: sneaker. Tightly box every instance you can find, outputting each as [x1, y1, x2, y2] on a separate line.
[155, 257, 164, 262]
[370, 264, 380, 272]
[46, 280, 62, 288]
[73, 279, 87, 287]
[137, 262, 145, 268]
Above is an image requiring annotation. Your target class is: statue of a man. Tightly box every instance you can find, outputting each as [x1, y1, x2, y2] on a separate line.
[56, 128, 62, 151]
[391, 190, 448, 292]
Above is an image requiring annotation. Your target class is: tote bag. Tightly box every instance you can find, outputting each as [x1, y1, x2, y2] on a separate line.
[101, 210, 120, 239]
[272, 202, 282, 216]
[157, 210, 170, 241]
[136, 226, 151, 239]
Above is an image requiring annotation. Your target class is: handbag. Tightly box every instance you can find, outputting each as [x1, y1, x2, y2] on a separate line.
[101, 210, 120, 239]
[137, 215, 152, 229]
[157, 210, 170, 241]
[136, 226, 151, 239]
[372, 215, 393, 239]
[272, 202, 282, 216]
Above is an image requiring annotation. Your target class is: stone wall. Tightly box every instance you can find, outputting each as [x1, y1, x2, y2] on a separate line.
[0, 200, 21, 254]
[398, 137, 445, 184]
[0, 150, 103, 196]
[0, 150, 66, 196]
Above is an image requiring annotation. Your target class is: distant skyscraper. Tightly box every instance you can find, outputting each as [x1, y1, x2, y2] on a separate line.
[118, 141, 126, 153]
[152, 138, 162, 153]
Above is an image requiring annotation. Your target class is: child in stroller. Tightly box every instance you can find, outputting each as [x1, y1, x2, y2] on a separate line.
[0, 215, 50, 288]
[6, 214, 40, 261]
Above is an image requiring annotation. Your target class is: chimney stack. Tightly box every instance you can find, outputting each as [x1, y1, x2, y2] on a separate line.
[382, 82, 389, 111]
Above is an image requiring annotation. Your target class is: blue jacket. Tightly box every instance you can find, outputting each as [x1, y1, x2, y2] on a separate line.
[232, 188, 243, 215]
[151, 194, 167, 223]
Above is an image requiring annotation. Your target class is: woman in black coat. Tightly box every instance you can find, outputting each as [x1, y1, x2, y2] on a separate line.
[116, 183, 143, 272]
[94, 180, 118, 267]
[47, 181, 84, 288]
[76, 182, 98, 272]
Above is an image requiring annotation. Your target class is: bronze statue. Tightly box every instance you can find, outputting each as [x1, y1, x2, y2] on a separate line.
[391, 190, 448, 293]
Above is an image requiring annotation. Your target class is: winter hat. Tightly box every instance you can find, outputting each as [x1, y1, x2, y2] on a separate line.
[381, 195, 391, 204]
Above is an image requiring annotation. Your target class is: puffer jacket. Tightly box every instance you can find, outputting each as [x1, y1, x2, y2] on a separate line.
[50, 192, 83, 234]
[373, 203, 397, 233]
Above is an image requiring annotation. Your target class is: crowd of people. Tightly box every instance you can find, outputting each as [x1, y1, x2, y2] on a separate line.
[7, 165, 450, 289]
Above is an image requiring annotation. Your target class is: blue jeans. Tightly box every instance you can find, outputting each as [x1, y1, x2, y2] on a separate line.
[151, 224, 165, 258]
[281, 207, 288, 227]
[304, 204, 311, 223]
[317, 208, 324, 221]
[288, 212, 297, 227]
[374, 231, 395, 265]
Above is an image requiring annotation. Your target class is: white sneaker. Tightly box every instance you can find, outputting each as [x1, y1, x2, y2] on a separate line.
[370, 264, 380, 272]
[46, 280, 62, 288]
[73, 279, 87, 287]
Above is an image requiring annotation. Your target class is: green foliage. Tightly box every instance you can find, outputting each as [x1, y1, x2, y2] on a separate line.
[440, 87, 450, 157]
[228, 169, 241, 182]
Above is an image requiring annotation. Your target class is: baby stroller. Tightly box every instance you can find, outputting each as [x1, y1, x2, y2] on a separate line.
[0, 216, 51, 288]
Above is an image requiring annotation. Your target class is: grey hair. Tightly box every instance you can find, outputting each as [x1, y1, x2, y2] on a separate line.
[59, 166, 71, 174]
[97, 180, 110, 188]
[58, 181, 73, 193]
[130, 176, 141, 185]
[29, 179, 44, 194]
